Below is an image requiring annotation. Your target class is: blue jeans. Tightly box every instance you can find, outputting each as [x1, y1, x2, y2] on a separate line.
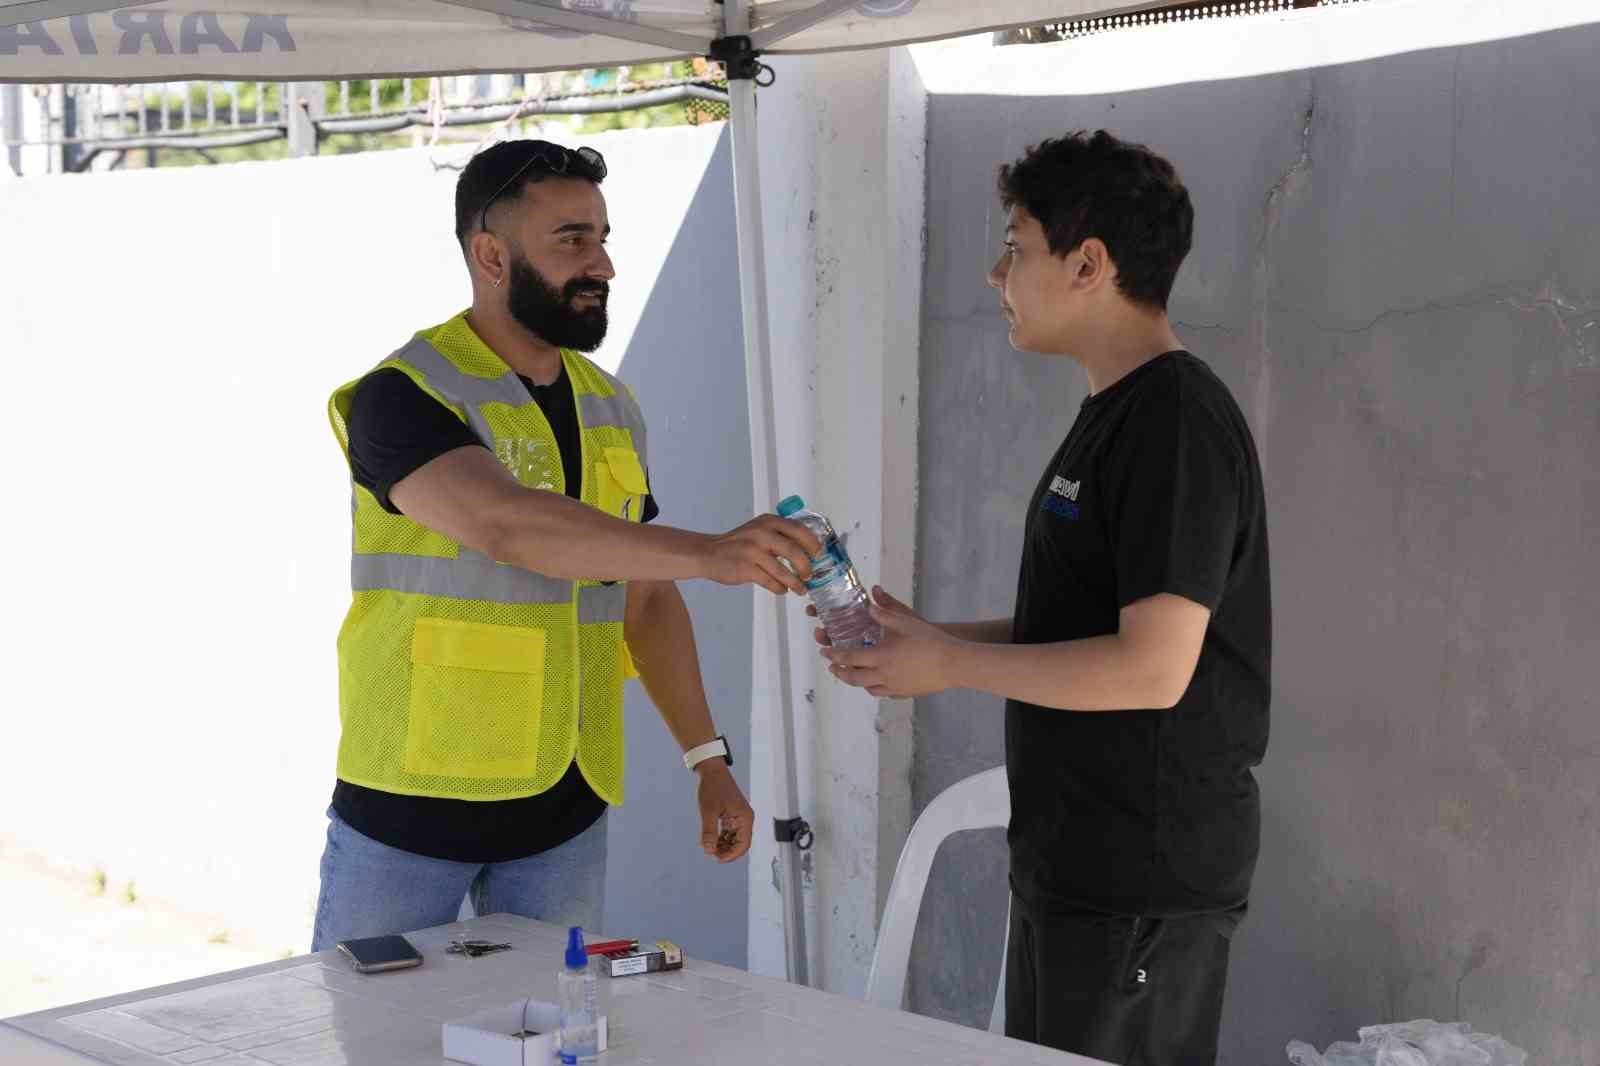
[311, 807, 607, 951]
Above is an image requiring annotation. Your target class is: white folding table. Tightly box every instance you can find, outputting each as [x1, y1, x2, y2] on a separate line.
[2, 914, 1109, 1066]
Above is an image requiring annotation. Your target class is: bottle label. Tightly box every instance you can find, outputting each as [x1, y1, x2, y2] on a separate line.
[804, 539, 852, 592]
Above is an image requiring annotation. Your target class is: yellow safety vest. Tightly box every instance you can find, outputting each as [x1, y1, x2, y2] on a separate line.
[327, 312, 649, 805]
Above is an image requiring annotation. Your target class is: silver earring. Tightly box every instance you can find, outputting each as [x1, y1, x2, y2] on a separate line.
[494, 275, 504, 288]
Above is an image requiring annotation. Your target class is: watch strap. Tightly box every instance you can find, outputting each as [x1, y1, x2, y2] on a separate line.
[683, 736, 732, 771]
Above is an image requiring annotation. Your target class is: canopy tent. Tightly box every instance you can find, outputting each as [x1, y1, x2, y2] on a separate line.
[0, 2, 1149, 81]
[1, 0, 1154, 987]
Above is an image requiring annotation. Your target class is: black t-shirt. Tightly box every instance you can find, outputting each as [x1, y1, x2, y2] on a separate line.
[334, 364, 658, 863]
[1006, 351, 1271, 920]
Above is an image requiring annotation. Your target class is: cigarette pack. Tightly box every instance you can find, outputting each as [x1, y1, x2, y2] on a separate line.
[599, 938, 683, 978]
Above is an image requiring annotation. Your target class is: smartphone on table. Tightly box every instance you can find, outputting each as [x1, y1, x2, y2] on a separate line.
[335, 934, 423, 973]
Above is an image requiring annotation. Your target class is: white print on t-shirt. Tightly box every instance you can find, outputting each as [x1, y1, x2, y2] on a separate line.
[1049, 476, 1081, 502]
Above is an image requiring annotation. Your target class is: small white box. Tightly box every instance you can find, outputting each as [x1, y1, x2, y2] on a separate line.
[442, 998, 608, 1066]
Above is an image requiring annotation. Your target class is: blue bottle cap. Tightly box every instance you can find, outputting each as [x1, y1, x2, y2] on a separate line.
[776, 495, 805, 517]
[565, 926, 586, 970]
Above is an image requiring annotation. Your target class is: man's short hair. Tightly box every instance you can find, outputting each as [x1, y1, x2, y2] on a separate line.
[454, 139, 607, 246]
[998, 130, 1193, 310]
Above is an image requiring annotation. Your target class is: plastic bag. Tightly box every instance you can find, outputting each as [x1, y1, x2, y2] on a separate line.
[1287, 1020, 1526, 1066]
[1287, 1039, 1377, 1066]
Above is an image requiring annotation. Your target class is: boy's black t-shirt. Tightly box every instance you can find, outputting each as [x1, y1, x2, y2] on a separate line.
[1006, 351, 1271, 919]
[333, 365, 657, 863]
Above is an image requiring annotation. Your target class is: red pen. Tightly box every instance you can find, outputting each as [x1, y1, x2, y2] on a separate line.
[584, 938, 638, 956]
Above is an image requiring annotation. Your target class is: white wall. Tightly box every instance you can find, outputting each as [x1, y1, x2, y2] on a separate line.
[0, 123, 752, 966]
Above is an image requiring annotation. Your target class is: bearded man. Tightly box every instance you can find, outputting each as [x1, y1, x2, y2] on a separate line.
[313, 140, 819, 949]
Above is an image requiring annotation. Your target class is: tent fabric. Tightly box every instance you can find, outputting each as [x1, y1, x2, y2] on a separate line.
[0, 0, 1156, 82]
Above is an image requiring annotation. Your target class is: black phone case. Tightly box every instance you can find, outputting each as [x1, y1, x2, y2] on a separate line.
[335, 935, 423, 973]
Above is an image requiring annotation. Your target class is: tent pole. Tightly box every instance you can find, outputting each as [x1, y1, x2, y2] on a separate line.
[722, 0, 811, 989]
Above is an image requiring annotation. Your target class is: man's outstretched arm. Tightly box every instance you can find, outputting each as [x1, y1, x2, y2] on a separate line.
[389, 445, 819, 593]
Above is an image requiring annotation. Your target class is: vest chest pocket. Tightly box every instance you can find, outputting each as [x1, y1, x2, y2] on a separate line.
[405, 617, 545, 780]
[494, 436, 562, 492]
[595, 446, 648, 522]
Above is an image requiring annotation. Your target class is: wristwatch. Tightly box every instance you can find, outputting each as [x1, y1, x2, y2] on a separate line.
[683, 735, 733, 771]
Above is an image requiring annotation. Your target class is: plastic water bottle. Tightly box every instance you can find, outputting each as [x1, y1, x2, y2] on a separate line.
[776, 495, 882, 649]
[557, 926, 598, 1064]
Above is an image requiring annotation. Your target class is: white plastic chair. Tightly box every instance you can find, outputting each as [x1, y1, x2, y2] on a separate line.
[865, 765, 1011, 1034]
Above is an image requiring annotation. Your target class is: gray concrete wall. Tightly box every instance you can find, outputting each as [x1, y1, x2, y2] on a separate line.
[911, 22, 1600, 1064]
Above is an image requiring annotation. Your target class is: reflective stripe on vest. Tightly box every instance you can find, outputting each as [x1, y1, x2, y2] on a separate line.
[578, 391, 647, 458]
[350, 550, 560, 603]
[329, 313, 647, 806]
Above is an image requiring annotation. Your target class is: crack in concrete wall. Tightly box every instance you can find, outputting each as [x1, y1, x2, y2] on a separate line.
[1261, 80, 1318, 254]
[1259, 284, 1600, 369]
[1247, 76, 1318, 470]
[1508, 281, 1600, 368]
[1187, 278, 1598, 369]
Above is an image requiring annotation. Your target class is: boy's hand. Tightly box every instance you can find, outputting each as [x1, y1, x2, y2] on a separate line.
[819, 587, 960, 699]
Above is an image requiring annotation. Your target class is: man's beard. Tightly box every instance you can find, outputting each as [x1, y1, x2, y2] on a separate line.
[506, 252, 609, 352]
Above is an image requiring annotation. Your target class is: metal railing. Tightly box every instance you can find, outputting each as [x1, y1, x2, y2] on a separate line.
[2, 68, 730, 176]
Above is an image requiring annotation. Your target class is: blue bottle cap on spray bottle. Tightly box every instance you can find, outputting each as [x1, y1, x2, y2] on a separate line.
[776, 495, 805, 517]
[565, 926, 586, 971]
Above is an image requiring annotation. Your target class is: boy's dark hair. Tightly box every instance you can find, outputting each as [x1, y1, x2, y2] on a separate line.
[454, 139, 606, 246]
[997, 130, 1192, 310]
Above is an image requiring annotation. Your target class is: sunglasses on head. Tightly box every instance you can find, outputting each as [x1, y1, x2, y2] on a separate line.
[477, 144, 607, 234]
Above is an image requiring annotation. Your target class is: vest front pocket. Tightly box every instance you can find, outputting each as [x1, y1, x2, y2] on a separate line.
[405, 617, 546, 780]
[595, 446, 649, 521]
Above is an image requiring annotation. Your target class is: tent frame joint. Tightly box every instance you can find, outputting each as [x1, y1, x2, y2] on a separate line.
[773, 815, 814, 851]
[708, 34, 773, 85]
